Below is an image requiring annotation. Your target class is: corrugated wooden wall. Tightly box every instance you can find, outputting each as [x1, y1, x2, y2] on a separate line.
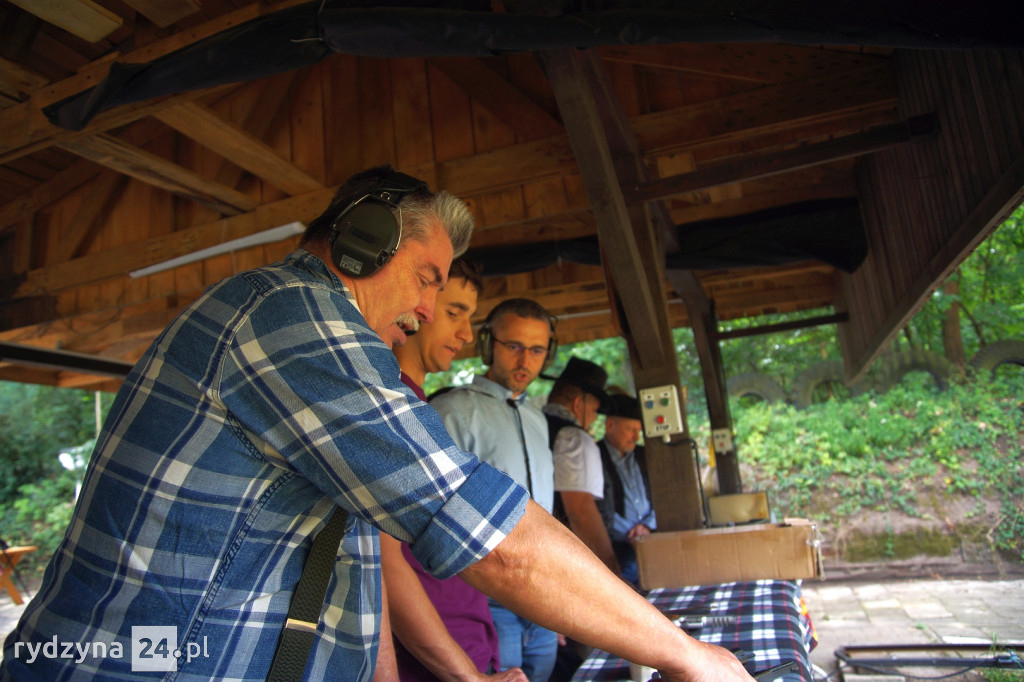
[837, 49, 1024, 378]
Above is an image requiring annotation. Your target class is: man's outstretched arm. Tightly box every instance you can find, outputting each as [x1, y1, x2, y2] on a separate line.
[460, 501, 755, 682]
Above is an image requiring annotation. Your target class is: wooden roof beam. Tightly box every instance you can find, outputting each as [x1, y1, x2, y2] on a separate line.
[626, 114, 938, 204]
[154, 101, 325, 196]
[56, 133, 259, 215]
[121, 0, 201, 28]
[6, 0, 123, 43]
[428, 57, 564, 140]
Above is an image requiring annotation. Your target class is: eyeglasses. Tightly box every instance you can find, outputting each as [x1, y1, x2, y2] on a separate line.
[492, 337, 549, 358]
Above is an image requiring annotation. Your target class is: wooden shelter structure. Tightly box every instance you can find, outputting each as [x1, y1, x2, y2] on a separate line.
[1, 0, 1023, 529]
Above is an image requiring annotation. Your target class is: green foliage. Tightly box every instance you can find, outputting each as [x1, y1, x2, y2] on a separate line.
[0, 383, 106, 501]
[726, 375, 1024, 560]
[0, 383, 108, 572]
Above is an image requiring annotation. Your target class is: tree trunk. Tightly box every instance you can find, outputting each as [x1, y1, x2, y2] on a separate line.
[941, 278, 967, 371]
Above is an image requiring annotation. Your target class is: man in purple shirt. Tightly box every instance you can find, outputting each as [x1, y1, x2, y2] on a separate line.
[386, 258, 528, 682]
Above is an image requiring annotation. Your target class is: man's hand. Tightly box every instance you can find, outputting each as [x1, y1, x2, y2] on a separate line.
[626, 523, 651, 543]
[657, 641, 755, 682]
[483, 667, 529, 681]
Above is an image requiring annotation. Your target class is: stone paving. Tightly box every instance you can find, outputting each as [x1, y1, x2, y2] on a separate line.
[3, 576, 1024, 679]
[802, 578, 1024, 680]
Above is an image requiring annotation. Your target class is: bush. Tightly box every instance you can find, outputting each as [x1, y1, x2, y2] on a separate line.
[725, 375, 1024, 560]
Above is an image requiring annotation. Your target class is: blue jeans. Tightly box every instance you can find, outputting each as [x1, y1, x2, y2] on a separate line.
[614, 541, 640, 587]
[488, 601, 558, 682]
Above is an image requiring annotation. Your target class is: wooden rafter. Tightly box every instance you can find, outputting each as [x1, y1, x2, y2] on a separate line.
[6, 0, 123, 43]
[56, 133, 259, 215]
[154, 101, 324, 196]
[121, 0, 201, 28]
[428, 58, 564, 140]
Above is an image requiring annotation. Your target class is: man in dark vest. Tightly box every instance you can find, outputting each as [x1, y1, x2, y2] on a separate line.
[598, 390, 656, 587]
[542, 357, 618, 575]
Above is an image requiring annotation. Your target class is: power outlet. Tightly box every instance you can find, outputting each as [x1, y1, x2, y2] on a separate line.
[638, 384, 685, 438]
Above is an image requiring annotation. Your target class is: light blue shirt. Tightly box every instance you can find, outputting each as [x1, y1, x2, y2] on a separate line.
[604, 442, 657, 541]
[431, 376, 554, 514]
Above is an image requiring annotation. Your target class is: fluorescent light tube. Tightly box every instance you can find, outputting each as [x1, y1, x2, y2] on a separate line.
[129, 221, 305, 278]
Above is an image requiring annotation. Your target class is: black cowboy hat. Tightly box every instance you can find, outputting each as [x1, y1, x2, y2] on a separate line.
[549, 356, 613, 414]
[606, 393, 642, 421]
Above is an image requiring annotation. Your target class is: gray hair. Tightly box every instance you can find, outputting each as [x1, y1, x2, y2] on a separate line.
[400, 189, 474, 257]
[302, 165, 474, 257]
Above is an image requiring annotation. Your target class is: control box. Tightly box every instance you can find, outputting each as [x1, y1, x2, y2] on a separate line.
[638, 384, 685, 438]
[712, 428, 734, 453]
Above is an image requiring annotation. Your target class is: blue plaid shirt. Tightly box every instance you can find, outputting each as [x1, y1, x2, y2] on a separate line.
[1, 250, 528, 681]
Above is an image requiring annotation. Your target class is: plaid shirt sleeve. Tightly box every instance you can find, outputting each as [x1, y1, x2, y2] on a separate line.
[220, 267, 528, 576]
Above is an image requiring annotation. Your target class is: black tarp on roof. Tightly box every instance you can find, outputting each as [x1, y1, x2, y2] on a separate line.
[45, 0, 1024, 130]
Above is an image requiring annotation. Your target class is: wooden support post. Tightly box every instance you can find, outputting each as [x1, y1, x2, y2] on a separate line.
[539, 47, 704, 530]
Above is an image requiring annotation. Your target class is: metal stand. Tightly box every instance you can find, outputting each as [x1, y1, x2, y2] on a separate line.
[835, 643, 1024, 678]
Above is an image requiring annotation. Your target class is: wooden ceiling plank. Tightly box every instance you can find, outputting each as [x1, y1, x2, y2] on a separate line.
[120, 0, 201, 28]
[0, 0, 310, 164]
[598, 43, 887, 84]
[154, 101, 325, 195]
[626, 116, 934, 204]
[56, 133, 259, 215]
[0, 56, 50, 101]
[209, 73, 300, 192]
[0, 159, 101, 230]
[436, 71, 897, 199]
[429, 57, 564, 140]
[470, 208, 593, 248]
[7, 0, 123, 43]
[48, 170, 126, 264]
[7, 187, 335, 300]
[635, 63, 898, 154]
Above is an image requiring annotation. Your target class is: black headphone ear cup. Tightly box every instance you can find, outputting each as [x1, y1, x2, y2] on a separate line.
[477, 325, 493, 366]
[330, 199, 401, 278]
[542, 318, 558, 371]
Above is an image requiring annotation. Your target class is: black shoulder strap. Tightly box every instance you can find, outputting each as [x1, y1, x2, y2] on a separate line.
[267, 506, 349, 682]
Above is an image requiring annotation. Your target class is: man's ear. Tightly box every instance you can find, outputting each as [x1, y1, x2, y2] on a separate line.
[571, 393, 586, 422]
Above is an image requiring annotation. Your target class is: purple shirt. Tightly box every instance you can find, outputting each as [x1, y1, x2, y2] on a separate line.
[394, 373, 501, 679]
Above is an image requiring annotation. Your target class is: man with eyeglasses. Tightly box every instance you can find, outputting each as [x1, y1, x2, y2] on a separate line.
[430, 297, 559, 682]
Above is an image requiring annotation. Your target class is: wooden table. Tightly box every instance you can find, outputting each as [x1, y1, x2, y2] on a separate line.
[0, 545, 37, 605]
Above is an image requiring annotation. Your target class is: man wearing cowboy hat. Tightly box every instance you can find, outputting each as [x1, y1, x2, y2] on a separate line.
[542, 356, 619, 575]
[599, 388, 657, 587]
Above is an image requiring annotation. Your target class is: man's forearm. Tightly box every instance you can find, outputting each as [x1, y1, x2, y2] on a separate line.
[372, 570, 399, 682]
[379, 534, 484, 682]
[460, 501, 754, 682]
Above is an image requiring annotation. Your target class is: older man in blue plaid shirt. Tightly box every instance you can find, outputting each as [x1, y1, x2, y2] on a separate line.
[2, 167, 754, 682]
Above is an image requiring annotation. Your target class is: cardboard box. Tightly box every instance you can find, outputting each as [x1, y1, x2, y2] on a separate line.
[635, 519, 822, 590]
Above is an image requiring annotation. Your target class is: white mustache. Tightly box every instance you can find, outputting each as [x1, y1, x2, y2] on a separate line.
[396, 313, 420, 334]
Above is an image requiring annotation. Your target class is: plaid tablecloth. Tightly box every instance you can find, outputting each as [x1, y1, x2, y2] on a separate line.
[571, 580, 817, 681]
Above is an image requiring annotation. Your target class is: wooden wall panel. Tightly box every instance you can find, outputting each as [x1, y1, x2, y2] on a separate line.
[322, 55, 362, 187]
[427, 62, 475, 164]
[356, 58, 396, 169]
[290, 64, 326, 186]
[838, 49, 1024, 378]
[391, 58, 431, 170]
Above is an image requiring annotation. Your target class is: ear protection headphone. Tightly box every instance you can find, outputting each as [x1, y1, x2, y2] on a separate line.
[477, 313, 559, 371]
[329, 172, 429, 277]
